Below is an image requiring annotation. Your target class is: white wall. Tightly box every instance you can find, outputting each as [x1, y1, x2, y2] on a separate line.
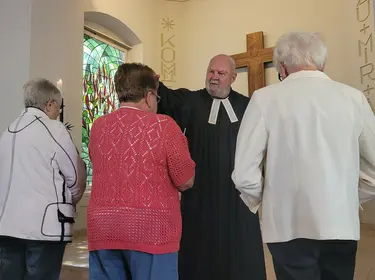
[85, 0, 160, 69]
[0, 0, 84, 147]
[169, 0, 351, 94]
[29, 0, 84, 151]
[0, 0, 31, 132]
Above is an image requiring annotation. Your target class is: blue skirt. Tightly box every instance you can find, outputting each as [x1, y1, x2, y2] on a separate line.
[89, 249, 178, 280]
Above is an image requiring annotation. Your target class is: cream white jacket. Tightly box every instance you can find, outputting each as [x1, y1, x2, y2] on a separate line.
[0, 108, 84, 242]
[232, 70, 375, 243]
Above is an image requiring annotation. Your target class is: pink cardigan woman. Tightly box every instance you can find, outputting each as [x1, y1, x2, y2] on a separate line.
[87, 63, 195, 280]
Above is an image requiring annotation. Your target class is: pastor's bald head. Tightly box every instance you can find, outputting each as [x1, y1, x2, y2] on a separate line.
[205, 54, 237, 98]
[209, 54, 236, 72]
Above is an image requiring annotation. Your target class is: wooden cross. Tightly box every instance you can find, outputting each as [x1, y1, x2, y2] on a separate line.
[231, 31, 274, 97]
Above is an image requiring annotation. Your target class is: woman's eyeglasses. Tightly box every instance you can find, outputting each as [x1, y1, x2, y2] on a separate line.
[155, 94, 161, 103]
[150, 91, 161, 103]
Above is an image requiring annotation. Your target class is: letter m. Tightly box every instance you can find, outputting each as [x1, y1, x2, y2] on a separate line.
[359, 33, 373, 56]
[161, 62, 176, 82]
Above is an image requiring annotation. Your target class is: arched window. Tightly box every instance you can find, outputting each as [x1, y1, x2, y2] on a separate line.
[82, 27, 128, 187]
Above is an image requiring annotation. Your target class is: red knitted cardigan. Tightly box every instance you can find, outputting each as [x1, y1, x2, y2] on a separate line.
[87, 107, 195, 254]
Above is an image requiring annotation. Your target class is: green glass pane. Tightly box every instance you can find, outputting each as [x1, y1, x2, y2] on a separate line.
[87, 38, 99, 48]
[82, 33, 125, 187]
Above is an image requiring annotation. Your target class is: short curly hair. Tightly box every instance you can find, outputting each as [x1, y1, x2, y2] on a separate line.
[273, 32, 327, 73]
[114, 63, 157, 103]
[23, 78, 62, 110]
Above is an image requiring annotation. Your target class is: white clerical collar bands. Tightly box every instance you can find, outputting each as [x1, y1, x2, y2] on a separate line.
[208, 98, 238, 125]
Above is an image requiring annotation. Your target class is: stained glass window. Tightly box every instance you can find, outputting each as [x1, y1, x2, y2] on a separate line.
[82, 33, 126, 186]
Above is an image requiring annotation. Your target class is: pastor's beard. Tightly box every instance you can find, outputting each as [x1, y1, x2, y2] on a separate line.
[206, 83, 230, 99]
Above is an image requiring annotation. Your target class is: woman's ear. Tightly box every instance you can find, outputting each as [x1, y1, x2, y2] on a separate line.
[145, 91, 152, 108]
[45, 100, 53, 112]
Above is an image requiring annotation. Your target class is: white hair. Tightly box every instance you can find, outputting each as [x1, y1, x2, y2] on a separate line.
[273, 32, 328, 73]
[23, 78, 62, 110]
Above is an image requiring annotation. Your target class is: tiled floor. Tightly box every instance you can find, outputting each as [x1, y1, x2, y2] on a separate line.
[61, 224, 375, 279]
[354, 225, 375, 280]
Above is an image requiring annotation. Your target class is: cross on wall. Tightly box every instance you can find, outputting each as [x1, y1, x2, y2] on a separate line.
[230, 31, 274, 97]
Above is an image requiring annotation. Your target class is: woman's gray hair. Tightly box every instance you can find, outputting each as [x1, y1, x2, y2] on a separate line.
[273, 32, 328, 73]
[23, 78, 62, 110]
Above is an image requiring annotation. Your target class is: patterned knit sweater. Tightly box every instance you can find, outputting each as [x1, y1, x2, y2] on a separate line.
[87, 107, 195, 254]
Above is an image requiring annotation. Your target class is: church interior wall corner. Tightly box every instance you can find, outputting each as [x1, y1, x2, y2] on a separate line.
[84, 11, 141, 47]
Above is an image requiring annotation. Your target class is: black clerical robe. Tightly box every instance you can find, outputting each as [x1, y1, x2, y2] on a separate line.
[157, 82, 266, 280]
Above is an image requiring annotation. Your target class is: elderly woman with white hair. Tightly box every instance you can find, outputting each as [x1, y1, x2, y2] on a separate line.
[232, 31, 375, 280]
[0, 78, 87, 280]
